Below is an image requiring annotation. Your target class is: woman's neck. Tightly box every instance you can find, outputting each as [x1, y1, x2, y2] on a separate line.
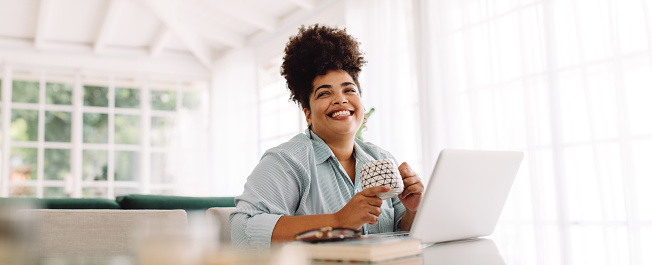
[326, 137, 355, 162]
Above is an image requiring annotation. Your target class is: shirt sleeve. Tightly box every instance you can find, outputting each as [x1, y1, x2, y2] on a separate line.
[229, 148, 307, 249]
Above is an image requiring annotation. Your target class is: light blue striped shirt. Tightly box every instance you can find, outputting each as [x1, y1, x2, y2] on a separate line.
[230, 129, 406, 249]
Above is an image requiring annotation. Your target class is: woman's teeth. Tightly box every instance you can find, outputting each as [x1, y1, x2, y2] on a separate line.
[331, 110, 351, 117]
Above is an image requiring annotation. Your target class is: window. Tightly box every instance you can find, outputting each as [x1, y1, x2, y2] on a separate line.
[0, 68, 210, 198]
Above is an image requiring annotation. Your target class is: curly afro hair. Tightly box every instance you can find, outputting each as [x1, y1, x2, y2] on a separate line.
[281, 24, 367, 110]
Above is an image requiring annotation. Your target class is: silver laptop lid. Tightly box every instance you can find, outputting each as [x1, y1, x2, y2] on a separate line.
[410, 149, 524, 243]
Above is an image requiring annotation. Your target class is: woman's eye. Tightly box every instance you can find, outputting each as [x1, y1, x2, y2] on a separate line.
[317, 92, 329, 97]
[345, 88, 357, 93]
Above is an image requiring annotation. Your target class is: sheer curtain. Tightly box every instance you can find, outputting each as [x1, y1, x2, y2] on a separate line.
[347, 0, 652, 264]
[345, 0, 425, 176]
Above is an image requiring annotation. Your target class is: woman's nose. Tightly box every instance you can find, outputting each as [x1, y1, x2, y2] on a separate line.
[333, 95, 348, 105]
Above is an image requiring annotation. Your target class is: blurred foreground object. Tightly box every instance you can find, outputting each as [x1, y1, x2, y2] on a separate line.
[0, 200, 37, 265]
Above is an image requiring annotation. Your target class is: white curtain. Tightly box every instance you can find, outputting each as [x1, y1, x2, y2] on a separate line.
[345, 0, 426, 176]
[347, 0, 652, 264]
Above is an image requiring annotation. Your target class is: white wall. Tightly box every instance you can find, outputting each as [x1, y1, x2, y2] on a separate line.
[210, 0, 348, 196]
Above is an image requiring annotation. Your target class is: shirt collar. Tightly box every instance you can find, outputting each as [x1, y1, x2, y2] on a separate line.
[306, 128, 375, 165]
[307, 128, 335, 164]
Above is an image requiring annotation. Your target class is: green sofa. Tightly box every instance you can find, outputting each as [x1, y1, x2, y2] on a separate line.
[0, 194, 235, 211]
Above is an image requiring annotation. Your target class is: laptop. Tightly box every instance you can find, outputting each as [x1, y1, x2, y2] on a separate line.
[372, 149, 524, 244]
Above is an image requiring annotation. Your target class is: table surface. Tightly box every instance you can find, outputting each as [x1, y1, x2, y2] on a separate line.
[32, 230, 651, 265]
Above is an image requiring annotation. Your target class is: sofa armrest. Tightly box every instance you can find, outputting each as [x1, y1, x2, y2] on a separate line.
[206, 207, 235, 245]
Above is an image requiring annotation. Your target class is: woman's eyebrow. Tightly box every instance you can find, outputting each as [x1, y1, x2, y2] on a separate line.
[341, 82, 356, 87]
[314, 85, 332, 95]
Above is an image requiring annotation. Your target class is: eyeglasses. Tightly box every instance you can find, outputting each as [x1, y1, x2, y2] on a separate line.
[295, 226, 362, 243]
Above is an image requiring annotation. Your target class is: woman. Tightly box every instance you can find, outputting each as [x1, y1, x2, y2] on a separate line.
[230, 24, 424, 249]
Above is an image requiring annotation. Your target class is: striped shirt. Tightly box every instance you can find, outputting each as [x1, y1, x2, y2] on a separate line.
[230, 129, 406, 249]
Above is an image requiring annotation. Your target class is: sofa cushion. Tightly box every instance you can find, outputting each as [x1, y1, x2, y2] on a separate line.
[43, 198, 121, 209]
[116, 194, 235, 210]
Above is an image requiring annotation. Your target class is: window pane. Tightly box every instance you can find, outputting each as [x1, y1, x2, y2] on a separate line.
[83, 113, 108, 143]
[115, 87, 140, 108]
[44, 187, 69, 198]
[45, 111, 71, 142]
[82, 187, 107, 198]
[115, 188, 139, 197]
[9, 186, 35, 197]
[151, 153, 173, 184]
[45, 82, 73, 105]
[115, 114, 140, 144]
[83, 150, 107, 181]
[11, 109, 38, 141]
[12, 80, 39, 103]
[83, 85, 108, 107]
[10, 148, 37, 181]
[44, 149, 70, 180]
[150, 189, 174, 195]
[115, 151, 139, 181]
[151, 90, 176, 111]
[182, 91, 204, 110]
[151, 116, 176, 146]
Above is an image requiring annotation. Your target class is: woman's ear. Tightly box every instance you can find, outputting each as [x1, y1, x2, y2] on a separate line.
[303, 108, 312, 126]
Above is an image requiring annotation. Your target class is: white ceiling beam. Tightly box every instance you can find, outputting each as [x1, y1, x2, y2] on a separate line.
[94, 0, 123, 53]
[181, 11, 245, 49]
[288, 0, 315, 9]
[34, 0, 52, 49]
[248, 0, 338, 47]
[0, 49, 210, 80]
[149, 27, 172, 57]
[197, 0, 276, 32]
[141, 0, 213, 69]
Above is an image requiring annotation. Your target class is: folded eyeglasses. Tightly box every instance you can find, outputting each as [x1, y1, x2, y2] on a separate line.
[295, 226, 362, 243]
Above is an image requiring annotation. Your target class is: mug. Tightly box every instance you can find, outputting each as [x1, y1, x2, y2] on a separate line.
[360, 159, 404, 200]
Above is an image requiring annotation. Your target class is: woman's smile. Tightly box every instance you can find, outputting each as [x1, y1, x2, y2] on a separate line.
[328, 109, 355, 119]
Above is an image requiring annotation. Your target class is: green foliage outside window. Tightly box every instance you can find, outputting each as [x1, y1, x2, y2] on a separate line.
[116, 87, 140, 108]
[44, 149, 70, 181]
[83, 113, 108, 143]
[44, 187, 69, 198]
[45, 111, 72, 142]
[12, 80, 39, 103]
[151, 90, 176, 111]
[84, 85, 108, 107]
[115, 114, 140, 144]
[11, 109, 38, 141]
[82, 187, 107, 198]
[46, 82, 73, 105]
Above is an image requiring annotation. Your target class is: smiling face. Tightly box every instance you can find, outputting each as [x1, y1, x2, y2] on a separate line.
[303, 70, 365, 142]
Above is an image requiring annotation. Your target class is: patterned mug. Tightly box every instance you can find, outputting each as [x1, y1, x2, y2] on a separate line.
[360, 159, 404, 200]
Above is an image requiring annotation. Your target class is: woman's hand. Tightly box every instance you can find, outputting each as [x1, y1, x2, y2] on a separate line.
[334, 186, 390, 229]
[398, 162, 424, 212]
